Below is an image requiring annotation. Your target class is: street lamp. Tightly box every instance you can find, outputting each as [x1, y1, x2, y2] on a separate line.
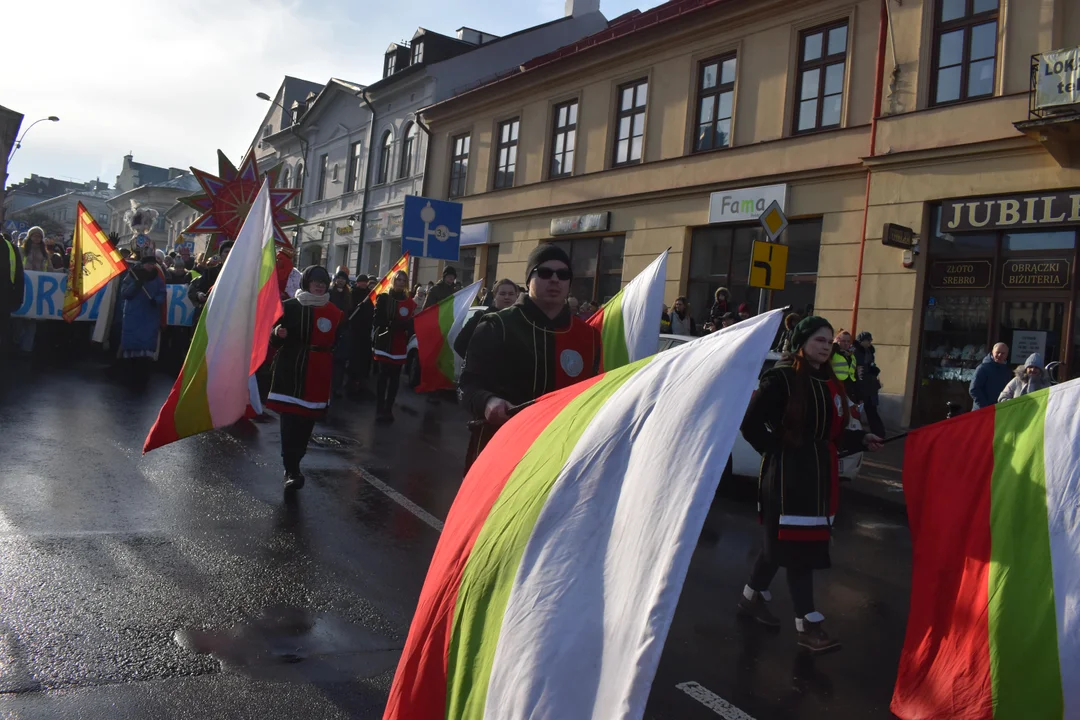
[8, 116, 59, 162]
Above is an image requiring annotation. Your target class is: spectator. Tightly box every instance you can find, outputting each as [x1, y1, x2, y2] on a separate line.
[455, 278, 518, 359]
[413, 284, 428, 308]
[660, 303, 671, 333]
[476, 287, 489, 307]
[120, 252, 167, 389]
[22, 227, 49, 272]
[853, 331, 885, 437]
[774, 312, 802, 353]
[721, 312, 738, 328]
[424, 266, 457, 310]
[348, 274, 374, 396]
[0, 232, 25, 360]
[998, 353, 1051, 402]
[165, 256, 191, 284]
[737, 303, 752, 321]
[709, 287, 731, 328]
[669, 296, 697, 336]
[372, 270, 416, 422]
[329, 269, 354, 397]
[969, 343, 1011, 410]
[568, 296, 580, 316]
[188, 241, 233, 324]
[830, 329, 859, 401]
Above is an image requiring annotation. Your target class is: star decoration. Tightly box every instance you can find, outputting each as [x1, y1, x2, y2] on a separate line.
[180, 148, 302, 250]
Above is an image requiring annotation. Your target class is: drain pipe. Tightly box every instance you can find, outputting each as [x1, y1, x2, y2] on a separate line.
[850, 0, 890, 334]
[354, 88, 378, 278]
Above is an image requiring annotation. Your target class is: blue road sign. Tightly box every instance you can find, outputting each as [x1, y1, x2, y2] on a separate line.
[3, 219, 30, 235]
[402, 195, 462, 261]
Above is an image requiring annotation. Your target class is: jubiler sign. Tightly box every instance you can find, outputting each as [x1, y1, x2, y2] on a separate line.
[1036, 47, 1080, 109]
[941, 190, 1080, 232]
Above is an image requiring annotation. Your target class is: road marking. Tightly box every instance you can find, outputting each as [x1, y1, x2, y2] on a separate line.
[676, 681, 757, 719]
[353, 466, 444, 533]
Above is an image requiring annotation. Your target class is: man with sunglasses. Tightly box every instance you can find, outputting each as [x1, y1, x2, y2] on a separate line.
[458, 243, 600, 472]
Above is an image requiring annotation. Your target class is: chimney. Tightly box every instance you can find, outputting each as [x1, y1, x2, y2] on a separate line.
[169, 168, 184, 180]
[456, 27, 499, 45]
[565, 0, 600, 17]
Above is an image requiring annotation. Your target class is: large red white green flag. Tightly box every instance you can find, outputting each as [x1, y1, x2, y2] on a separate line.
[384, 308, 784, 720]
[892, 381, 1080, 719]
[588, 249, 668, 372]
[143, 179, 282, 453]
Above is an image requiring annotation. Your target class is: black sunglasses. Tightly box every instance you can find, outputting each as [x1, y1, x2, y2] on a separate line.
[533, 266, 572, 281]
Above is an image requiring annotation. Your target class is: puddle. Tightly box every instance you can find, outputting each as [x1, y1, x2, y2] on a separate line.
[174, 607, 399, 682]
[309, 434, 360, 448]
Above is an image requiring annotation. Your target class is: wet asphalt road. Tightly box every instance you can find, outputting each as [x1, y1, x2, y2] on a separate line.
[0, 361, 912, 719]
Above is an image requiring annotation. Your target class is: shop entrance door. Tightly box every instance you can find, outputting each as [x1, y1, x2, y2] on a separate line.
[997, 299, 1066, 376]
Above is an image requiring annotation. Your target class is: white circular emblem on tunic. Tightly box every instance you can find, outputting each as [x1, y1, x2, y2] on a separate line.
[317, 317, 332, 333]
[399, 306, 409, 317]
[560, 349, 584, 378]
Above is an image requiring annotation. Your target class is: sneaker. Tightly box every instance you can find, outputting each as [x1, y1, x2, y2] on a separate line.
[283, 470, 305, 492]
[797, 620, 842, 654]
[737, 592, 780, 628]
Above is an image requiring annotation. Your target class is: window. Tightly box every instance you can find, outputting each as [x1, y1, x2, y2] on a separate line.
[550, 100, 578, 178]
[687, 220, 822, 326]
[494, 118, 519, 189]
[346, 141, 363, 193]
[400, 122, 417, 179]
[613, 79, 648, 166]
[695, 55, 736, 152]
[295, 163, 305, 207]
[458, 247, 477, 286]
[449, 133, 470, 198]
[378, 131, 392, 184]
[317, 153, 329, 201]
[385, 52, 397, 78]
[413, 41, 424, 64]
[281, 167, 291, 192]
[550, 236, 625, 303]
[931, 0, 998, 105]
[795, 21, 848, 133]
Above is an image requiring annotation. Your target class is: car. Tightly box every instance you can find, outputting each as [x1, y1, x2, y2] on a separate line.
[404, 306, 487, 388]
[658, 333, 863, 481]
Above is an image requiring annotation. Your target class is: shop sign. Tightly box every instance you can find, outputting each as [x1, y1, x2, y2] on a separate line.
[708, 184, 787, 224]
[1001, 258, 1070, 289]
[460, 222, 491, 246]
[549, 212, 609, 236]
[941, 190, 1080, 232]
[882, 223, 917, 249]
[1036, 46, 1080, 110]
[928, 260, 992, 289]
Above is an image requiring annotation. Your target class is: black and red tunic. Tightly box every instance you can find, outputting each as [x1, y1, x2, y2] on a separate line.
[372, 290, 416, 366]
[267, 298, 343, 417]
[740, 360, 866, 570]
[458, 295, 601, 468]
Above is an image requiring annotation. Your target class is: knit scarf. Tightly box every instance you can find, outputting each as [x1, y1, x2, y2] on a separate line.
[294, 290, 330, 307]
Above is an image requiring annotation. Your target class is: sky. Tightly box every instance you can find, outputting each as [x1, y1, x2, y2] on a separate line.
[4, 0, 665, 190]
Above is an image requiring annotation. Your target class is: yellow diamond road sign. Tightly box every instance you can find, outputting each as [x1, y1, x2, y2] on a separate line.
[759, 199, 788, 241]
[749, 240, 789, 290]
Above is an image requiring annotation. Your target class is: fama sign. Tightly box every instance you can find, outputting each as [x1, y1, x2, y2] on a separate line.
[941, 190, 1080, 232]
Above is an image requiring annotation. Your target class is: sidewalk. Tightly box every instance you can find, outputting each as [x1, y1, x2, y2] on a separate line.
[850, 434, 906, 509]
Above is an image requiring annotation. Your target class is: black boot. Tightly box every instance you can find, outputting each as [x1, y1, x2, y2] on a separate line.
[737, 590, 780, 629]
[797, 618, 841, 654]
[283, 467, 305, 492]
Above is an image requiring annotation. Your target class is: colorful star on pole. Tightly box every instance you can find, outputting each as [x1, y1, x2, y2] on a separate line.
[180, 149, 302, 251]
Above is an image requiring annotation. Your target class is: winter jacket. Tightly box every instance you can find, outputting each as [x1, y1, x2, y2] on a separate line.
[740, 360, 866, 569]
[267, 297, 343, 417]
[669, 310, 697, 336]
[998, 353, 1051, 402]
[120, 268, 166, 354]
[0, 235, 25, 317]
[373, 290, 416, 364]
[454, 307, 495, 360]
[709, 298, 729, 327]
[969, 353, 1014, 410]
[853, 344, 882, 407]
[423, 280, 455, 311]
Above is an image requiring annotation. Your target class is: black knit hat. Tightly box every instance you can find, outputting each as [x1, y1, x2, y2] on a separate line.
[334, 268, 350, 281]
[442, 265, 457, 278]
[526, 243, 572, 282]
[856, 331, 873, 343]
[790, 316, 834, 352]
[300, 265, 331, 290]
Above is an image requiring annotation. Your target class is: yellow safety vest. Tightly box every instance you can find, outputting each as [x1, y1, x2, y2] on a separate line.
[831, 351, 855, 382]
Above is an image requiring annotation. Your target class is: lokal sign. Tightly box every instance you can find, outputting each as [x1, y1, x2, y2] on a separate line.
[928, 260, 992, 290]
[709, 184, 787, 224]
[1036, 47, 1080, 110]
[549, 212, 610, 236]
[941, 190, 1080, 232]
[1001, 258, 1070, 289]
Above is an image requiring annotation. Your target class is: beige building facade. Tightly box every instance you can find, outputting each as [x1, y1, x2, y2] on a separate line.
[419, 0, 1080, 429]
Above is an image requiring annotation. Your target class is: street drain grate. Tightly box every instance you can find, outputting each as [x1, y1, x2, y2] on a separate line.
[310, 434, 359, 448]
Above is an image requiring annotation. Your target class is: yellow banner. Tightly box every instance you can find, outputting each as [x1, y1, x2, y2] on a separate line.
[367, 252, 411, 305]
[62, 202, 126, 322]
